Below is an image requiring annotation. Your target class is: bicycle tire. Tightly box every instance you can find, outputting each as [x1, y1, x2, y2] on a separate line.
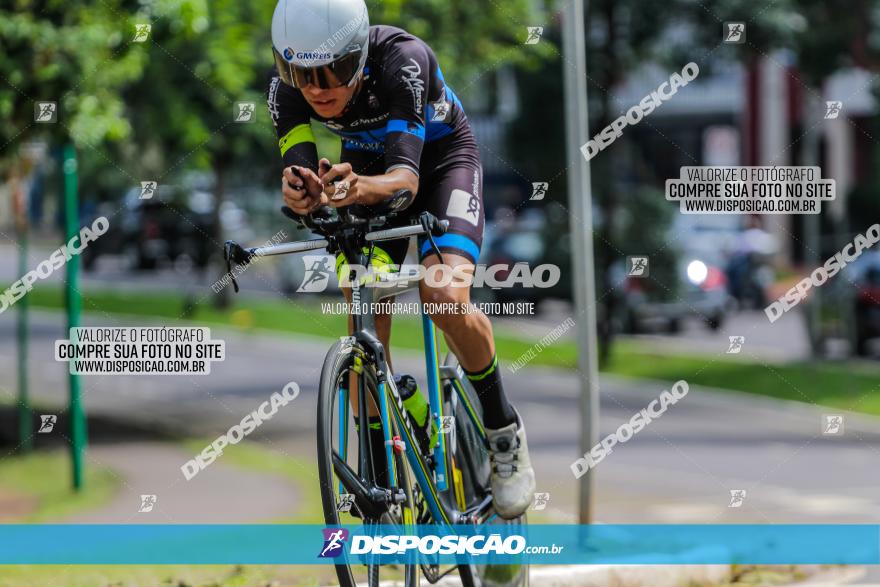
[317, 338, 418, 587]
[442, 353, 530, 587]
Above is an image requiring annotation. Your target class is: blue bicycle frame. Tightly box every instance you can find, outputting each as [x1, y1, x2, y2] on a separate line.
[336, 279, 490, 526]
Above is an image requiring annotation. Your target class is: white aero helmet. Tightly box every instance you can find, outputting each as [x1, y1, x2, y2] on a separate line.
[272, 0, 370, 89]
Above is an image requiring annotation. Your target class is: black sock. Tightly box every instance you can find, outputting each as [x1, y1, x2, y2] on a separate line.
[354, 415, 389, 487]
[463, 355, 517, 430]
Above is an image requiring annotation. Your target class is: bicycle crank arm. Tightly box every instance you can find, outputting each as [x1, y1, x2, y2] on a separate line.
[464, 494, 496, 524]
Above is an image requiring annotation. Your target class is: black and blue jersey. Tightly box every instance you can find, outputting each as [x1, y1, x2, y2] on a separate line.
[267, 24, 485, 264]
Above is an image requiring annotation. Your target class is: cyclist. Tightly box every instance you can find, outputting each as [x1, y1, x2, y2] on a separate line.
[268, 0, 535, 518]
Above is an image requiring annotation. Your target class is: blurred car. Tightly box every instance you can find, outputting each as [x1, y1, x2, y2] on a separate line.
[80, 200, 126, 271]
[119, 185, 215, 270]
[670, 214, 740, 258]
[83, 186, 252, 272]
[477, 202, 735, 331]
[843, 251, 880, 356]
[611, 251, 731, 334]
[480, 209, 570, 303]
[853, 252, 880, 356]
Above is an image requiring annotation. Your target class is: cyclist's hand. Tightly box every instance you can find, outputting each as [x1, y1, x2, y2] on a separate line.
[320, 162, 360, 207]
[282, 166, 327, 214]
[286, 165, 324, 196]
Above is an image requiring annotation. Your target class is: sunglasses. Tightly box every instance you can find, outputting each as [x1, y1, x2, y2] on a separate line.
[273, 47, 363, 89]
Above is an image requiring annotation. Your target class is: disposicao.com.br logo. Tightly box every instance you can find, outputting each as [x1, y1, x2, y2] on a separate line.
[351, 534, 527, 555]
[319, 529, 564, 559]
[318, 528, 350, 558]
[300, 259, 562, 292]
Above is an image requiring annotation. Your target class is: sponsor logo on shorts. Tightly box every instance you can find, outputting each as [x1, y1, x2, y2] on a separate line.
[447, 189, 480, 226]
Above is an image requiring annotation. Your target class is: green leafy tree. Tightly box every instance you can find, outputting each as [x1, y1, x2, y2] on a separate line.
[107, 0, 279, 306]
[371, 0, 553, 88]
[0, 0, 149, 183]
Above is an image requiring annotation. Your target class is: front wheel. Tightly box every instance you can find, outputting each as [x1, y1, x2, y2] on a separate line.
[317, 338, 418, 587]
[442, 353, 529, 587]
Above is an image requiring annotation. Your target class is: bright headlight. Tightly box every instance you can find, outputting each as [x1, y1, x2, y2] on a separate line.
[686, 260, 708, 285]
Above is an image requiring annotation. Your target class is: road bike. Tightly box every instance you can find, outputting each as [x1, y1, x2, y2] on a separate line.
[224, 191, 528, 587]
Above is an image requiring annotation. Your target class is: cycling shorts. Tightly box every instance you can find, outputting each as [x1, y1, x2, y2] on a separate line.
[373, 163, 485, 268]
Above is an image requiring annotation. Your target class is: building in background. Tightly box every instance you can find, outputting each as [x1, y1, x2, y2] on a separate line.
[614, 54, 876, 269]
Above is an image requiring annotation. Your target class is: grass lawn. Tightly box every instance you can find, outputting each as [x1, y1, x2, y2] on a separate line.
[17, 284, 880, 415]
[605, 340, 880, 414]
[0, 450, 118, 523]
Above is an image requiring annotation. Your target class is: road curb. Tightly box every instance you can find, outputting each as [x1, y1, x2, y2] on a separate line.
[600, 372, 880, 437]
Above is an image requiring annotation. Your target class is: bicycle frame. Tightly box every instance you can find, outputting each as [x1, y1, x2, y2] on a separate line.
[334, 246, 492, 527]
[224, 207, 495, 527]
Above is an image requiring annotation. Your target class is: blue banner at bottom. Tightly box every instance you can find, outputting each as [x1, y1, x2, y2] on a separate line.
[0, 524, 878, 565]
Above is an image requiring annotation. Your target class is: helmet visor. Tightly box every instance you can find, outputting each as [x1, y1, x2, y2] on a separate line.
[273, 48, 363, 89]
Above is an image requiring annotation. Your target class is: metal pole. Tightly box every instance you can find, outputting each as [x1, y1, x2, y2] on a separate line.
[62, 144, 85, 490]
[561, 0, 600, 523]
[800, 94, 822, 355]
[15, 176, 32, 452]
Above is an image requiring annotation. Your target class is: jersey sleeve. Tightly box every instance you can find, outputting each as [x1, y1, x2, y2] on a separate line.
[267, 75, 318, 172]
[380, 41, 431, 177]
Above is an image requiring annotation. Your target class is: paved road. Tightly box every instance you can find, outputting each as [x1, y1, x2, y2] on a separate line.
[1, 310, 879, 525]
[64, 442, 302, 524]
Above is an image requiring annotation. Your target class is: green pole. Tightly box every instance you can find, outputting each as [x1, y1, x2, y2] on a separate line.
[63, 143, 85, 490]
[16, 200, 31, 452]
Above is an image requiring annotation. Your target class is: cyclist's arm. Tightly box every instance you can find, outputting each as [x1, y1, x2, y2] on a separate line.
[268, 75, 322, 192]
[376, 40, 433, 197]
[320, 144, 413, 206]
[323, 41, 431, 206]
[349, 167, 417, 205]
[269, 74, 329, 214]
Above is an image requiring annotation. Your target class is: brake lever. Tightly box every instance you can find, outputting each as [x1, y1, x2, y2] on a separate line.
[223, 240, 254, 294]
[419, 212, 445, 266]
[222, 242, 240, 294]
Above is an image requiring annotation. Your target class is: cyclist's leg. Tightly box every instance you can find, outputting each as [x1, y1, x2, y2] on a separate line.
[416, 163, 535, 518]
[418, 253, 519, 430]
[415, 164, 515, 425]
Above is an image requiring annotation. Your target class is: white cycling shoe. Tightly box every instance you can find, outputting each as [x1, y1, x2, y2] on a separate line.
[485, 410, 536, 519]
